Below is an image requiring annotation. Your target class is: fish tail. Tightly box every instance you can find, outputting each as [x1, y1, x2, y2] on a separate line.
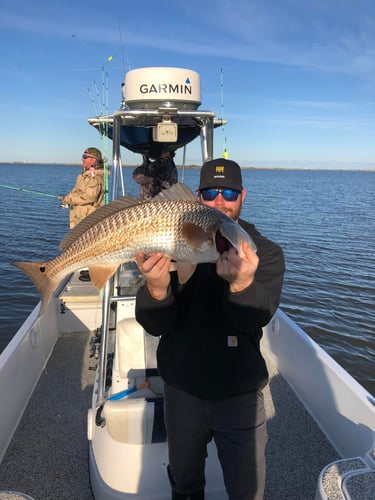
[12, 261, 59, 314]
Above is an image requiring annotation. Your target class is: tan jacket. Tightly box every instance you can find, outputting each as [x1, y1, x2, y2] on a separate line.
[66, 167, 105, 228]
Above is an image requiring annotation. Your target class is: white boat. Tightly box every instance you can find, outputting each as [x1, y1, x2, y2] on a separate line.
[0, 67, 374, 500]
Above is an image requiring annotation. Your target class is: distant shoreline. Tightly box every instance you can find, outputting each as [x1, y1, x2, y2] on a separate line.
[1, 162, 374, 172]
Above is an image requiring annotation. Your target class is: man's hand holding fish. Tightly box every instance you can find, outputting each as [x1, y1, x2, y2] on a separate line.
[217, 240, 259, 293]
[135, 252, 171, 301]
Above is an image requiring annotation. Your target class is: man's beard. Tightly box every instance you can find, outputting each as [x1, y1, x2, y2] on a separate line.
[217, 200, 242, 221]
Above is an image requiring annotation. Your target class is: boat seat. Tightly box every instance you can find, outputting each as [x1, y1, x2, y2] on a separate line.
[102, 316, 166, 444]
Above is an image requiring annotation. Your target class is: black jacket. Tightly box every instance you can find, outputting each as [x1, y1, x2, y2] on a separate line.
[135, 219, 285, 399]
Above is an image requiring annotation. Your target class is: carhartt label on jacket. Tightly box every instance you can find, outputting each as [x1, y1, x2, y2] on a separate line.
[227, 336, 238, 347]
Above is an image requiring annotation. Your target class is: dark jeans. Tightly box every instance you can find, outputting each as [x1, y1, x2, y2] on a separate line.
[164, 384, 267, 500]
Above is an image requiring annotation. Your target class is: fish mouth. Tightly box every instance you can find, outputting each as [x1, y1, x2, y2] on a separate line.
[215, 231, 233, 254]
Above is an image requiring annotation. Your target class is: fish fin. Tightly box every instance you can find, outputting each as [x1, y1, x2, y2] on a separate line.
[219, 220, 257, 254]
[151, 183, 197, 202]
[182, 222, 215, 252]
[12, 261, 58, 315]
[59, 196, 141, 251]
[175, 262, 197, 284]
[88, 265, 119, 289]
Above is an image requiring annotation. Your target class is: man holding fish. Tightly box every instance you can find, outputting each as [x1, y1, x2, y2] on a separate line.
[135, 159, 285, 500]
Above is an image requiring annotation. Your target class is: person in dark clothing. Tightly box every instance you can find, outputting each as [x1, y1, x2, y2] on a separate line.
[132, 151, 178, 200]
[135, 158, 285, 500]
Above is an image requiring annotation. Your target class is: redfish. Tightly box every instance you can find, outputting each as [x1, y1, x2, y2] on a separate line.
[13, 184, 256, 314]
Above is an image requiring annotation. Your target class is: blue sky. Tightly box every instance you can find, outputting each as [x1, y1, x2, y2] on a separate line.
[1, 0, 374, 169]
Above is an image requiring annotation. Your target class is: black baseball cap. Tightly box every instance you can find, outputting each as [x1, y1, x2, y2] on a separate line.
[198, 159, 243, 192]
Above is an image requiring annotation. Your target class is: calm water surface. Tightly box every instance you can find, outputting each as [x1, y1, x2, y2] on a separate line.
[0, 164, 374, 396]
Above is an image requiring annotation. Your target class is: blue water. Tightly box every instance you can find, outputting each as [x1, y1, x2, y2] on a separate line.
[0, 164, 374, 396]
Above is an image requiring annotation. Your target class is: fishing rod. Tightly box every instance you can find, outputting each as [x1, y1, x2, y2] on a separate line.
[0, 183, 61, 199]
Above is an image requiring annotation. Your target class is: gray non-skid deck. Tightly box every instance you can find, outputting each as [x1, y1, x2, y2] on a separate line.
[0, 332, 96, 500]
[0, 331, 338, 500]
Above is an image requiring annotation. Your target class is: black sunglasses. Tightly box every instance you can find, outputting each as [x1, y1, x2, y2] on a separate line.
[82, 154, 96, 160]
[200, 188, 241, 202]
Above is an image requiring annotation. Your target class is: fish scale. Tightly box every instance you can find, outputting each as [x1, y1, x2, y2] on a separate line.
[61, 200, 220, 265]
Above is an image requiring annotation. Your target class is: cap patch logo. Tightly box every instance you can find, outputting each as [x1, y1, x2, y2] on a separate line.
[215, 166, 225, 174]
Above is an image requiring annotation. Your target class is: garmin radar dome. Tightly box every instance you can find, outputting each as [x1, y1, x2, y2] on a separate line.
[122, 67, 201, 110]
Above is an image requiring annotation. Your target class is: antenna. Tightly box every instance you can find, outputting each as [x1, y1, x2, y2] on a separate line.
[117, 6, 131, 73]
[220, 68, 228, 159]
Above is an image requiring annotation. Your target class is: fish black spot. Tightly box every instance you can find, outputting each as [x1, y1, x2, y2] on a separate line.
[215, 232, 232, 254]
[39, 266, 46, 273]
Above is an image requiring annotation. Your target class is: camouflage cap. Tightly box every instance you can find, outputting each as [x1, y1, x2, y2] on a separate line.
[84, 147, 102, 161]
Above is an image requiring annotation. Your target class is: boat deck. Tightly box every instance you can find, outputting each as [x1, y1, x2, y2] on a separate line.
[0, 330, 338, 499]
